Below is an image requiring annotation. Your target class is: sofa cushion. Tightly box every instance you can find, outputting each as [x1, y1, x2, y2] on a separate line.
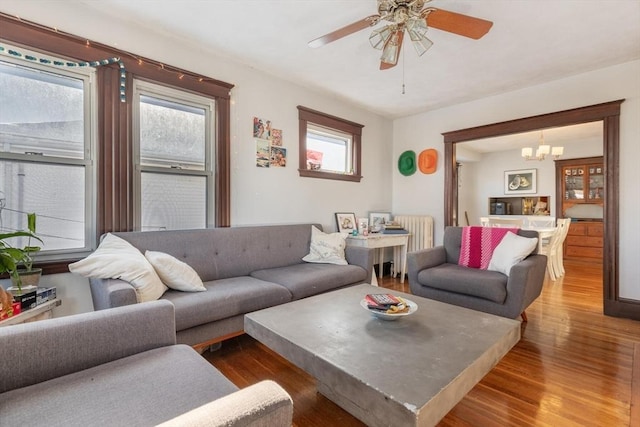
[487, 232, 538, 275]
[251, 263, 367, 300]
[69, 233, 167, 302]
[417, 263, 508, 303]
[302, 225, 348, 265]
[0, 345, 238, 427]
[162, 276, 293, 331]
[145, 250, 206, 292]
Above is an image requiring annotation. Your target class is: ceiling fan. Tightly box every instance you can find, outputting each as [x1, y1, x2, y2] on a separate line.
[309, 0, 493, 70]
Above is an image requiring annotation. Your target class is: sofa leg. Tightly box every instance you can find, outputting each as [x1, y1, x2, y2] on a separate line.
[521, 311, 528, 322]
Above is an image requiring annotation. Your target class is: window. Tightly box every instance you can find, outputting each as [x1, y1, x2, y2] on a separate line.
[297, 106, 363, 182]
[133, 80, 215, 231]
[0, 53, 95, 258]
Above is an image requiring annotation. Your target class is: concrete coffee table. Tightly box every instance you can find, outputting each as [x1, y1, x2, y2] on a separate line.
[244, 284, 520, 427]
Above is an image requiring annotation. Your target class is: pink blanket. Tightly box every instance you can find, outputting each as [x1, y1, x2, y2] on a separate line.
[458, 226, 519, 269]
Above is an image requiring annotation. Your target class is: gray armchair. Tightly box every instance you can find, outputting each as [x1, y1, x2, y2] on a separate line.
[407, 226, 546, 320]
[0, 300, 293, 426]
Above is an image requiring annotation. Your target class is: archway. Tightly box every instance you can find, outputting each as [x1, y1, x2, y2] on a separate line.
[442, 100, 634, 318]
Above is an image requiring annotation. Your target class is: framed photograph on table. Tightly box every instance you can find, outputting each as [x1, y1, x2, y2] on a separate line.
[368, 212, 391, 232]
[335, 212, 357, 233]
[504, 169, 537, 194]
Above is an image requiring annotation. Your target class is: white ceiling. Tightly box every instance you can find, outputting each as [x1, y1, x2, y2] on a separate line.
[0, 0, 636, 153]
[2, 0, 639, 121]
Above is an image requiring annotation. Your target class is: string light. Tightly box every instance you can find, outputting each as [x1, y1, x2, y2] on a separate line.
[0, 44, 126, 102]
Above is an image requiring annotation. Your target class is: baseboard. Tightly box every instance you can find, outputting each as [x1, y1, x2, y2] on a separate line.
[604, 299, 640, 321]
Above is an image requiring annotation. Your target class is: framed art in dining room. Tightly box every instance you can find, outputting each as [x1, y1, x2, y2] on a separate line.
[335, 212, 356, 233]
[504, 169, 537, 194]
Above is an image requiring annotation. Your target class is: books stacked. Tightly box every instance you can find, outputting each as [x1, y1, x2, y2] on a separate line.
[382, 222, 408, 234]
[364, 293, 409, 314]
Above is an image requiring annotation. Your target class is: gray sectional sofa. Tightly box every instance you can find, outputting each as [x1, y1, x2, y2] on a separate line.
[0, 300, 293, 427]
[89, 223, 374, 348]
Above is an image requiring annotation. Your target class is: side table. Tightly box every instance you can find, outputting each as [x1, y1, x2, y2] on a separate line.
[346, 233, 410, 284]
[0, 298, 62, 327]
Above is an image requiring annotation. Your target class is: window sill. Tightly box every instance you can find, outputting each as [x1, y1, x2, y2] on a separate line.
[298, 169, 362, 182]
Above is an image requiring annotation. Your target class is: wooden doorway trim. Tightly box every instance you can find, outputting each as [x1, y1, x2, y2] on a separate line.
[442, 100, 638, 320]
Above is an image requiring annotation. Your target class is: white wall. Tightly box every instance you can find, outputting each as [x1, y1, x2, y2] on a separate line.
[0, 3, 393, 316]
[2, 3, 637, 310]
[392, 60, 640, 300]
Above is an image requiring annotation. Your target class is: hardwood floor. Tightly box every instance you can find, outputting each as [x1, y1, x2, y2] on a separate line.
[204, 259, 640, 426]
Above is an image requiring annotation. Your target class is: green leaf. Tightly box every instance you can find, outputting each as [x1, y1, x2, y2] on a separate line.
[27, 212, 37, 234]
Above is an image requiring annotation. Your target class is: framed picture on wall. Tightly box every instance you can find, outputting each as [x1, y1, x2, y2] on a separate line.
[504, 168, 537, 194]
[335, 212, 356, 233]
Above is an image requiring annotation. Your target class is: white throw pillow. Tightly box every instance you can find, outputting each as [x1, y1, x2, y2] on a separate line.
[68, 233, 167, 302]
[302, 225, 348, 266]
[487, 232, 538, 276]
[145, 250, 206, 292]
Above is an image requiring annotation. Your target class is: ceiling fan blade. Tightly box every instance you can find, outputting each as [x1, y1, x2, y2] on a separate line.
[309, 14, 381, 48]
[427, 8, 493, 40]
[380, 30, 404, 70]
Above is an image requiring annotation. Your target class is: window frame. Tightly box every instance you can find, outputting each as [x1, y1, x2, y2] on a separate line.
[132, 79, 215, 230]
[297, 105, 363, 182]
[0, 49, 97, 260]
[0, 13, 234, 276]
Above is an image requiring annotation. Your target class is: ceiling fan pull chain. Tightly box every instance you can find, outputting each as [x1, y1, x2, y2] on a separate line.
[402, 43, 406, 94]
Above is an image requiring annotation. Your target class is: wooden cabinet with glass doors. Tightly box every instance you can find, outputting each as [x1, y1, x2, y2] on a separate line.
[555, 156, 604, 261]
[562, 160, 604, 203]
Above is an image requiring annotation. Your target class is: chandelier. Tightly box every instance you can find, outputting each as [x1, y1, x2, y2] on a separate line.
[521, 131, 564, 161]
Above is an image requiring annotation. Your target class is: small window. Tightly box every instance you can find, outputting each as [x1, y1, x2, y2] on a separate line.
[297, 106, 363, 182]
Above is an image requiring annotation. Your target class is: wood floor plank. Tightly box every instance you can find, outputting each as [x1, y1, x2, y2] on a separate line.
[632, 342, 640, 426]
[205, 259, 640, 426]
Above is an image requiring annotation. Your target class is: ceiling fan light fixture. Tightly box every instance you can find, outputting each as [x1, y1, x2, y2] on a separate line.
[369, 26, 393, 50]
[380, 29, 403, 65]
[411, 34, 433, 56]
[407, 18, 429, 39]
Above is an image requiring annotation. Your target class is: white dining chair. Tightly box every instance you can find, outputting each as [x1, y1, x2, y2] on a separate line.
[540, 218, 571, 281]
[552, 218, 572, 277]
[539, 227, 560, 281]
[487, 217, 524, 228]
[527, 216, 556, 228]
[479, 217, 490, 226]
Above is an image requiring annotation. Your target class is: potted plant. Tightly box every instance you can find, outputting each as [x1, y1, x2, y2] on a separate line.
[0, 212, 43, 292]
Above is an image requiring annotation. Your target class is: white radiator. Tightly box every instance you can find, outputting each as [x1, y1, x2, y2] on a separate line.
[391, 215, 434, 277]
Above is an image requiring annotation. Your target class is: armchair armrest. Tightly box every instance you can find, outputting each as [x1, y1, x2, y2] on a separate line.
[345, 245, 375, 284]
[408, 246, 447, 273]
[505, 254, 547, 315]
[408, 246, 447, 291]
[158, 380, 293, 427]
[0, 300, 176, 393]
[89, 277, 138, 310]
